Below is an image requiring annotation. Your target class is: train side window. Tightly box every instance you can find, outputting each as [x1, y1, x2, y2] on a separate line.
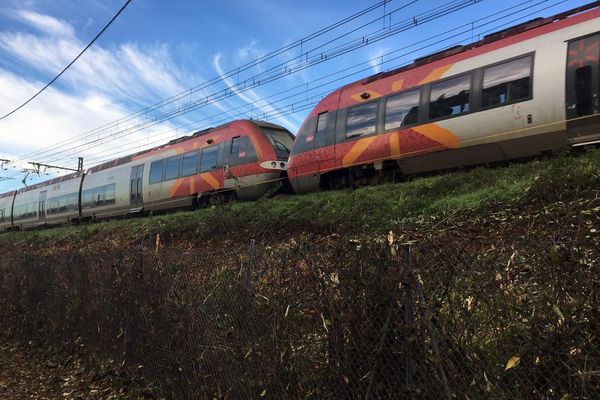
[575, 66, 592, 116]
[164, 155, 181, 181]
[482, 56, 532, 108]
[200, 146, 219, 172]
[385, 89, 420, 130]
[429, 74, 471, 119]
[149, 159, 165, 184]
[93, 187, 105, 206]
[181, 151, 200, 177]
[83, 190, 93, 208]
[0, 209, 3, 222]
[66, 193, 76, 211]
[105, 184, 116, 205]
[346, 102, 378, 138]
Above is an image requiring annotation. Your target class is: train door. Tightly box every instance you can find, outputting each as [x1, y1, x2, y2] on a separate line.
[129, 164, 144, 210]
[566, 33, 600, 143]
[38, 190, 47, 224]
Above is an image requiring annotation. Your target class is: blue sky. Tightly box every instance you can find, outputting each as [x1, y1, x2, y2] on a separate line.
[0, 0, 592, 191]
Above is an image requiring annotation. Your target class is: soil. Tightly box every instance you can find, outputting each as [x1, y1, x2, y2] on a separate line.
[0, 335, 157, 400]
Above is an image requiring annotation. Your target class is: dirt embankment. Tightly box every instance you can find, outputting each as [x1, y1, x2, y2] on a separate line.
[0, 336, 158, 399]
[0, 188, 598, 399]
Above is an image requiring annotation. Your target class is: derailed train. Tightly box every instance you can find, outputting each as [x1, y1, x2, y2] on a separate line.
[1, 2, 599, 231]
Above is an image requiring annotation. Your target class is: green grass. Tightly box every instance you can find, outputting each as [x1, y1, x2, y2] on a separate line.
[2, 147, 599, 245]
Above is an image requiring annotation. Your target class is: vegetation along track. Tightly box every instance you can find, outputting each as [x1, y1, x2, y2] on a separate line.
[0, 148, 598, 399]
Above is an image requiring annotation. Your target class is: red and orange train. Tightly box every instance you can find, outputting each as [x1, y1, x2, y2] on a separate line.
[1, 2, 599, 230]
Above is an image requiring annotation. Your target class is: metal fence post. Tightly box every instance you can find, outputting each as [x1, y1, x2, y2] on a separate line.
[404, 244, 413, 400]
[415, 270, 452, 400]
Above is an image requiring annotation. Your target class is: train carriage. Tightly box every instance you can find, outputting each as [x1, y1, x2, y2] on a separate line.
[136, 119, 293, 212]
[287, 3, 600, 193]
[79, 119, 294, 220]
[10, 173, 83, 230]
[80, 162, 131, 221]
[44, 173, 83, 226]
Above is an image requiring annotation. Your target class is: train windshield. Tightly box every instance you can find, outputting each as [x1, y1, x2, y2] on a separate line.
[263, 129, 294, 160]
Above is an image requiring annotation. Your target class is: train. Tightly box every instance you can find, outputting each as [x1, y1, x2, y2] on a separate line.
[0, 120, 294, 231]
[1, 2, 599, 231]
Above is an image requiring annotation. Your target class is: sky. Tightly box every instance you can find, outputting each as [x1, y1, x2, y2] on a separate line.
[0, 0, 593, 191]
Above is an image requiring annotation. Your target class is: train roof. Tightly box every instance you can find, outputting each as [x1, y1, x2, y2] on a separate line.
[357, 2, 599, 87]
[15, 172, 82, 194]
[86, 119, 287, 174]
[86, 126, 215, 174]
[0, 191, 15, 199]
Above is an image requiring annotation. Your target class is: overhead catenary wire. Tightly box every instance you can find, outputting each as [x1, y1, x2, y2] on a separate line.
[10, 0, 424, 164]
[15, 0, 480, 166]
[1, 0, 561, 186]
[10, 0, 396, 162]
[49, 0, 559, 167]
[79, 0, 564, 168]
[0, 0, 580, 190]
[0, 0, 133, 121]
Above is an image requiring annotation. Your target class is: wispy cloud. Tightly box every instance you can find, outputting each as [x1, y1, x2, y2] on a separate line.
[14, 10, 75, 37]
[213, 52, 300, 132]
[368, 46, 388, 74]
[0, 8, 204, 182]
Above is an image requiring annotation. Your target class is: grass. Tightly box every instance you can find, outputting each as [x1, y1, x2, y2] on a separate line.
[1, 147, 599, 245]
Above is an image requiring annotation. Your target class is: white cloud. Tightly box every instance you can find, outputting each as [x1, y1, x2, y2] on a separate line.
[15, 10, 75, 37]
[368, 47, 388, 74]
[213, 52, 299, 132]
[0, 9, 200, 188]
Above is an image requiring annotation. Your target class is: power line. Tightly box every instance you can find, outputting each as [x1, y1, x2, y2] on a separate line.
[78, 0, 558, 167]
[0, 0, 133, 121]
[11, 0, 392, 162]
[0, 0, 581, 190]
[16, 0, 478, 165]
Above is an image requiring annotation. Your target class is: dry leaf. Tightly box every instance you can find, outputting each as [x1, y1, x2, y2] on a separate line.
[505, 356, 520, 370]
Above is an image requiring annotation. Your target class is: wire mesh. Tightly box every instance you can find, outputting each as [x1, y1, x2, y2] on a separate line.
[0, 225, 598, 399]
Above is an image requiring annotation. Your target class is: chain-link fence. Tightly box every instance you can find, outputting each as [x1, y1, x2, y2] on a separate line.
[0, 219, 598, 399]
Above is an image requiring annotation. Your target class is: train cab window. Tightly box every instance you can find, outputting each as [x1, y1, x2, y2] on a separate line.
[229, 136, 257, 166]
[264, 129, 293, 160]
[429, 74, 471, 119]
[105, 184, 116, 205]
[200, 146, 219, 172]
[149, 159, 165, 184]
[164, 155, 181, 181]
[346, 102, 378, 138]
[482, 56, 532, 108]
[0, 209, 4, 222]
[230, 137, 240, 155]
[385, 89, 420, 130]
[182, 151, 200, 177]
[317, 112, 328, 132]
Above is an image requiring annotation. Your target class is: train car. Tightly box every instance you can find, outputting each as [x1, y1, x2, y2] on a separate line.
[43, 173, 84, 226]
[11, 173, 83, 230]
[79, 119, 293, 219]
[287, 3, 600, 193]
[0, 191, 15, 231]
